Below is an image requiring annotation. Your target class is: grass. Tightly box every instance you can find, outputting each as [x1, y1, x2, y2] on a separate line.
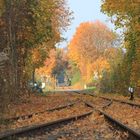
[71, 70, 81, 85]
[86, 86, 96, 90]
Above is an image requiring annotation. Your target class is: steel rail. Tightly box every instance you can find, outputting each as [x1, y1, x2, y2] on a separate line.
[99, 96, 140, 107]
[3, 102, 77, 123]
[52, 91, 140, 139]
[73, 91, 112, 109]
[84, 101, 140, 139]
[0, 111, 93, 139]
[74, 90, 140, 108]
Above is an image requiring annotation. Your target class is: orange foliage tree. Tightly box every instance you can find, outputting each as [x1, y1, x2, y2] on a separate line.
[68, 21, 116, 83]
[36, 49, 56, 77]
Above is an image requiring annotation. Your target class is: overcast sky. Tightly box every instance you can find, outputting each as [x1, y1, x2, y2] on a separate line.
[59, 0, 115, 48]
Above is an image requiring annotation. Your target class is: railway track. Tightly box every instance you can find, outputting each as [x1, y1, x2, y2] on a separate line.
[4, 101, 77, 123]
[1, 92, 81, 124]
[1, 91, 140, 139]
[74, 89, 140, 107]
[0, 110, 93, 140]
[50, 91, 140, 132]
[73, 90, 113, 109]
[0, 100, 93, 139]
[0, 99, 130, 140]
[73, 90, 140, 139]
[99, 96, 140, 108]
[84, 101, 140, 140]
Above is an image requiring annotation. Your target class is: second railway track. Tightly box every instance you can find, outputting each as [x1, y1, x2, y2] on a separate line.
[84, 101, 140, 140]
[0, 100, 92, 139]
[73, 90, 140, 139]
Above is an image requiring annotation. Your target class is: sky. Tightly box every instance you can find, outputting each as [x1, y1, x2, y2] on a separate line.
[59, 0, 115, 48]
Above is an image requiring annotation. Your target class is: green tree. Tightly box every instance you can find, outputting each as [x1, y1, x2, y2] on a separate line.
[101, 0, 140, 91]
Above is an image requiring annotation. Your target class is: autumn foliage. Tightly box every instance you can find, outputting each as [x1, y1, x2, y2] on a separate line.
[68, 21, 115, 83]
[36, 49, 56, 76]
[101, 0, 140, 93]
[0, 0, 73, 118]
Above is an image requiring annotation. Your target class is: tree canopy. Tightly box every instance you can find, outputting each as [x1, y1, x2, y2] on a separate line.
[68, 21, 116, 83]
[101, 0, 140, 91]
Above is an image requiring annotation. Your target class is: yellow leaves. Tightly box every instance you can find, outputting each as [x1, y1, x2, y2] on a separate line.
[1, 95, 91, 132]
[31, 48, 41, 64]
[105, 101, 140, 130]
[102, 0, 140, 27]
[36, 49, 56, 76]
[68, 21, 114, 83]
[92, 57, 110, 74]
[0, 0, 5, 15]
[68, 44, 80, 64]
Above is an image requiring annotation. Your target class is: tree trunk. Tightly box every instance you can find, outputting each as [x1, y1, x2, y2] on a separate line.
[32, 67, 36, 84]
